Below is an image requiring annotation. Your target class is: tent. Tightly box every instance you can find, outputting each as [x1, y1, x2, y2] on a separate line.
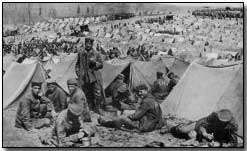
[49, 54, 78, 93]
[3, 54, 17, 72]
[3, 62, 47, 109]
[161, 62, 243, 136]
[130, 59, 170, 90]
[49, 55, 130, 93]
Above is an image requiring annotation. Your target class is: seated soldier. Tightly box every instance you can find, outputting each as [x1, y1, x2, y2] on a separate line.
[51, 103, 96, 147]
[98, 85, 165, 133]
[109, 74, 136, 111]
[167, 72, 180, 93]
[45, 78, 68, 117]
[160, 109, 239, 147]
[15, 81, 52, 131]
[151, 72, 170, 102]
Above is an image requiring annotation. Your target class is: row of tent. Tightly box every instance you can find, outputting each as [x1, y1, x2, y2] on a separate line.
[3, 53, 189, 109]
[3, 53, 243, 137]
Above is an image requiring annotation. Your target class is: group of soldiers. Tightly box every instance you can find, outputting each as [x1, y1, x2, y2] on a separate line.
[3, 34, 80, 59]
[15, 36, 240, 147]
[192, 8, 243, 19]
[127, 45, 155, 61]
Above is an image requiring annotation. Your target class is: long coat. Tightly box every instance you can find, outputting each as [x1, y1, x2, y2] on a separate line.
[68, 87, 91, 122]
[15, 92, 51, 130]
[45, 86, 67, 113]
[129, 94, 164, 132]
[75, 48, 103, 87]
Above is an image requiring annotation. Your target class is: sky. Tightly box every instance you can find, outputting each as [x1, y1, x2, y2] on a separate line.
[168, 3, 243, 8]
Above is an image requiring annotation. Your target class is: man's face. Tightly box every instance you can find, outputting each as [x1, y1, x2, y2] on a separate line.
[47, 84, 56, 93]
[32, 86, 41, 96]
[68, 85, 76, 95]
[138, 89, 148, 98]
[85, 41, 93, 51]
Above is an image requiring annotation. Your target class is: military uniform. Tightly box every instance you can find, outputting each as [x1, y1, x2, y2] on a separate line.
[109, 79, 135, 111]
[45, 85, 67, 113]
[195, 112, 238, 145]
[75, 41, 105, 113]
[15, 92, 52, 130]
[68, 87, 91, 122]
[167, 110, 239, 146]
[52, 109, 81, 146]
[99, 93, 164, 132]
[151, 78, 170, 101]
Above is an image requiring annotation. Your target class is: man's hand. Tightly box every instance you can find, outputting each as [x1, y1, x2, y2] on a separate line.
[203, 133, 214, 141]
[51, 110, 58, 118]
[77, 131, 85, 139]
[209, 141, 220, 147]
[222, 143, 232, 147]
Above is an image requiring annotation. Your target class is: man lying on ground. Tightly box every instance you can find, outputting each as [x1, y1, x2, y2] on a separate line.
[160, 109, 239, 147]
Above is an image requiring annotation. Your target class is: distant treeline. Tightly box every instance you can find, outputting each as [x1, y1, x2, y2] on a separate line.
[3, 3, 178, 25]
[192, 7, 243, 19]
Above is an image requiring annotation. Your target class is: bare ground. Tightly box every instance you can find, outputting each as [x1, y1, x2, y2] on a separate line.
[3, 107, 194, 147]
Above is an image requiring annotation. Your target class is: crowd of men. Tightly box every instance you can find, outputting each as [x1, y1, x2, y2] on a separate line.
[192, 7, 243, 19]
[14, 36, 240, 147]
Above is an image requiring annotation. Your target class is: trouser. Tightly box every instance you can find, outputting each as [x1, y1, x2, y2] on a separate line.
[83, 82, 104, 113]
[99, 115, 139, 130]
[170, 122, 196, 139]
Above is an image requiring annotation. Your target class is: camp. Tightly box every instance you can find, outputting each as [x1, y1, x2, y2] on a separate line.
[160, 62, 243, 136]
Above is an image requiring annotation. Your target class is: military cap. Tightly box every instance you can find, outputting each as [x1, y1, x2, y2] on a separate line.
[46, 78, 56, 85]
[31, 81, 42, 88]
[216, 109, 233, 122]
[68, 103, 83, 116]
[85, 36, 94, 43]
[117, 74, 125, 80]
[67, 78, 78, 86]
[137, 84, 148, 91]
[156, 71, 163, 78]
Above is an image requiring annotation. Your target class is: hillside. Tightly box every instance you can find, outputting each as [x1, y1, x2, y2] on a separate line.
[3, 3, 179, 25]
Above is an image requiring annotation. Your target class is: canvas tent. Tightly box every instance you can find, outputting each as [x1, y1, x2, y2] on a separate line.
[48, 55, 189, 94]
[161, 62, 243, 136]
[49, 55, 130, 93]
[3, 62, 47, 109]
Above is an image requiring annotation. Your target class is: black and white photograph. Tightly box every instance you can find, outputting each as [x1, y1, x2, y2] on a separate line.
[2, 2, 244, 148]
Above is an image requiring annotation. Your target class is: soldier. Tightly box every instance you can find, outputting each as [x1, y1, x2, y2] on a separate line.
[51, 103, 96, 147]
[45, 78, 68, 117]
[167, 72, 180, 93]
[98, 84, 164, 133]
[160, 109, 239, 147]
[151, 72, 170, 103]
[15, 81, 52, 131]
[66, 78, 91, 122]
[109, 74, 136, 111]
[110, 74, 137, 111]
[75, 37, 105, 114]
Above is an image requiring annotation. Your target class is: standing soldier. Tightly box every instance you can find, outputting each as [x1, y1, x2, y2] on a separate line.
[75, 37, 105, 114]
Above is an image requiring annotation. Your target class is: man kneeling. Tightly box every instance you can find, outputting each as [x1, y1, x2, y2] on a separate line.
[98, 84, 164, 133]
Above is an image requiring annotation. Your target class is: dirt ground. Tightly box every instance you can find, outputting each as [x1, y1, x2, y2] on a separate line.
[3, 107, 199, 147]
